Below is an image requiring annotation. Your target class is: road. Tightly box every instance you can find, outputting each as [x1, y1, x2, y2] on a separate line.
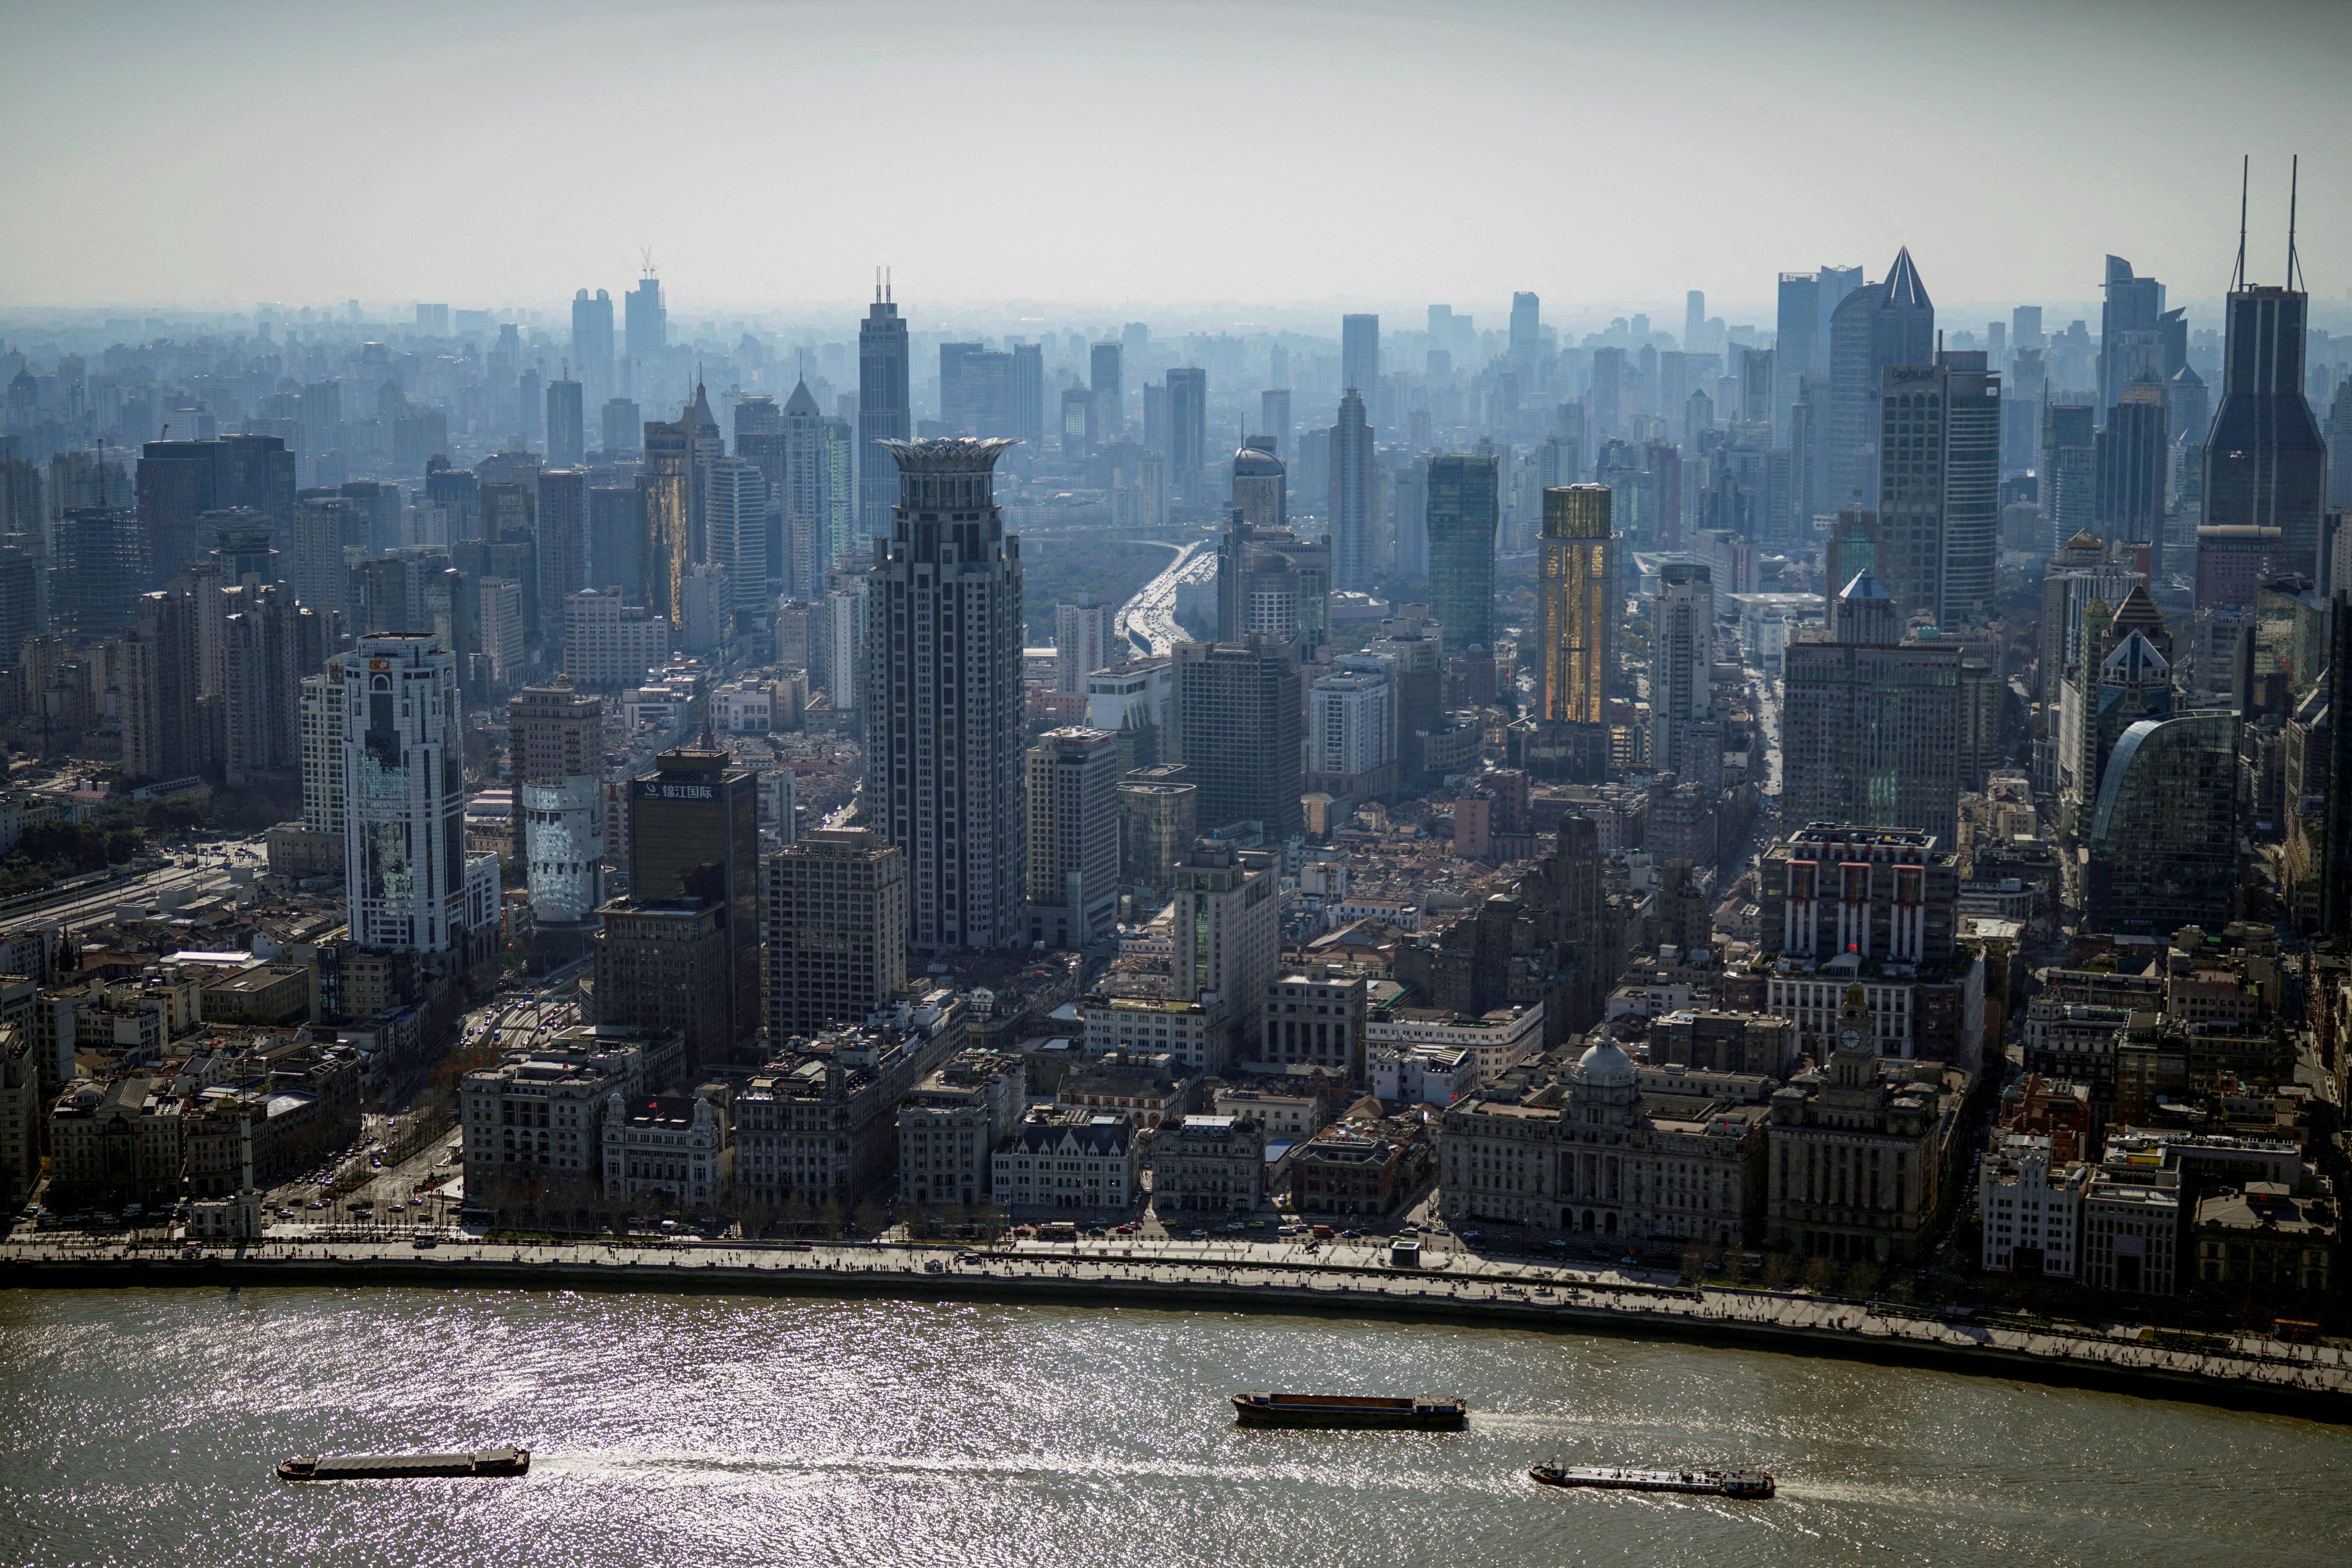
[6, 836, 271, 933]
[1118, 538, 1216, 656]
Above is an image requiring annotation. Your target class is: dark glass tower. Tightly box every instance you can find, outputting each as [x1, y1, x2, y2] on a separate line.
[1826, 249, 1934, 509]
[1426, 453, 1499, 654]
[628, 741, 760, 1054]
[2202, 285, 2326, 584]
[858, 283, 911, 535]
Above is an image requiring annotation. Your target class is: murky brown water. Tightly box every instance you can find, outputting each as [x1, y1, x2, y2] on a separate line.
[3, 1287, 2346, 1566]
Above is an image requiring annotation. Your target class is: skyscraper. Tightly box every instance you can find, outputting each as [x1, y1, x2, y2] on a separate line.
[704, 455, 768, 628]
[1648, 562, 1713, 779]
[778, 379, 832, 590]
[1330, 388, 1376, 590]
[1009, 342, 1044, 455]
[570, 288, 615, 401]
[1341, 314, 1381, 400]
[637, 409, 691, 625]
[1055, 598, 1116, 693]
[1167, 368, 1207, 506]
[624, 740, 761, 1058]
[866, 438, 1028, 952]
[2084, 710, 2239, 936]
[1024, 726, 1121, 949]
[1536, 485, 1615, 727]
[2095, 377, 2171, 576]
[545, 376, 585, 468]
[1827, 249, 1934, 509]
[1774, 272, 1821, 439]
[858, 281, 911, 534]
[1231, 442, 1286, 528]
[624, 268, 666, 364]
[1090, 341, 1122, 446]
[2099, 256, 2166, 419]
[1509, 293, 1542, 365]
[1426, 453, 1499, 654]
[1260, 388, 1292, 462]
[2203, 267, 2326, 584]
[342, 632, 499, 956]
[508, 678, 604, 927]
[1781, 569, 1963, 840]
[1875, 350, 1999, 628]
[1172, 635, 1302, 840]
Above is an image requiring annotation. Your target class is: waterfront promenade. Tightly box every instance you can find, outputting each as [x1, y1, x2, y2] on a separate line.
[10, 1230, 2349, 1420]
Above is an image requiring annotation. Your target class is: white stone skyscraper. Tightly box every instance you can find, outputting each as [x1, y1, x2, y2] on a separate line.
[866, 438, 1028, 952]
[1330, 388, 1376, 590]
[704, 455, 769, 628]
[1024, 726, 1120, 950]
[342, 632, 499, 955]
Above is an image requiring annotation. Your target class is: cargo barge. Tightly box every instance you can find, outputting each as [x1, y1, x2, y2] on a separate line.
[1232, 1393, 1466, 1429]
[1528, 1461, 1772, 1499]
[277, 1448, 530, 1482]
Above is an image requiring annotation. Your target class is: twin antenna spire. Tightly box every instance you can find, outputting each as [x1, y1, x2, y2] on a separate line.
[874, 265, 893, 304]
[2230, 155, 2307, 294]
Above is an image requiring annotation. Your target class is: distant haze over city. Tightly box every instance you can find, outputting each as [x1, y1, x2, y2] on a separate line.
[3, 0, 2348, 318]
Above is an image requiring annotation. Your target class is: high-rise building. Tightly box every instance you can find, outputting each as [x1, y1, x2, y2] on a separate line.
[1781, 569, 1963, 839]
[619, 741, 760, 1060]
[53, 506, 148, 640]
[865, 438, 1028, 952]
[624, 269, 666, 364]
[2099, 256, 2166, 419]
[299, 660, 345, 840]
[2042, 403, 2098, 551]
[1055, 599, 1116, 694]
[343, 633, 499, 956]
[1875, 350, 1999, 628]
[858, 284, 911, 532]
[509, 678, 605, 925]
[1090, 341, 1122, 446]
[1172, 634, 1302, 839]
[2203, 276, 2326, 584]
[1827, 249, 1934, 509]
[1231, 442, 1286, 529]
[637, 408, 692, 627]
[1648, 562, 1713, 781]
[1167, 368, 1207, 506]
[704, 455, 768, 629]
[1009, 342, 1044, 455]
[2095, 377, 2171, 576]
[1536, 485, 1615, 727]
[1330, 389, 1376, 590]
[1774, 272, 1822, 439]
[601, 397, 641, 456]
[1024, 726, 1120, 949]
[2084, 710, 2239, 936]
[762, 827, 907, 1038]
[1426, 453, 1499, 655]
[1509, 292, 1542, 365]
[1165, 841, 1282, 1074]
[546, 377, 585, 468]
[1341, 314, 1381, 397]
[537, 469, 587, 631]
[571, 288, 615, 400]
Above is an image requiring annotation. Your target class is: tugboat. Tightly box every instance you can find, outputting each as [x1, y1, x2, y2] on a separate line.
[1232, 1393, 1467, 1430]
[1528, 1460, 1772, 1499]
[277, 1448, 530, 1482]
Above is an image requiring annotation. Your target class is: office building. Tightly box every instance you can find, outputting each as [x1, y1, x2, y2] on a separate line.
[638, 406, 692, 627]
[2203, 276, 2326, 583]
[2096, 378, 2171, 577]
[1117, 769, 1196, 893]
[1233, 442, 1286, 529]
[1426, 454, 1499, 655]
[1167, 841, 1283, 1073]
[509, 679, 605, 926]
[1331, 389, 1376, 590]
[898, 1052, 1029, 1210]
[2085, 710, 2240, 936]
[1876, 350, 1999, 628]
[1536, 485, 1614, 727]
[620, 741, 760, 1058]
[1172, 635, 1302, 839]
[1826, 249, 1934, 509]
[1090, 341, 1122, 446]
[1648, 562, 1713, 781]
[571, 288, 615, 400]
[624, 270, 665, 365]
[866, 438, 1028, 952]
[1025, 727, 1120, 949]
[762, 828, 907, 1038]
[777, 378, 833, 590]
[1341, 314, 1380, 400]
[601, 398, 640, 456]
[1168, 368, 1208, 506]
[2099, 256, 2169, 418]
[1508, 292, 1541, 365]
[2042, 403, 2098, 552]
[342, 633, 500, 956]
[1055, 599, 1117, 694]
[858, 282, 911, 534]
[1782, 569, 1963, 839]
[1261, 388, 1292, 462]
[704, 455, 769, 629]
[546, 377, 585, 468]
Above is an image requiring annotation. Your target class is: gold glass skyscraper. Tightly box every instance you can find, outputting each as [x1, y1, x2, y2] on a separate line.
[637, 411, 692, 626]
[1537, 484, 1615, 725]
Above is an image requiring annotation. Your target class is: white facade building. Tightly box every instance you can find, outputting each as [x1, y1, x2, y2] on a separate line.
[1978, 1133, 2087, 1278]
[343, 633, 496, 955]
[1025, 726, 1121, 949]
[1307, 668, 1393, 777]
[563, 589, 670, 687]
[521, 777, 604, 925]
[299, 662, 346, 837]
[600, 1088, 733, 1207]
[705, 455, 770, 621]
[1087, 656, 1173, 741]
[1056, 600, 1118, 694]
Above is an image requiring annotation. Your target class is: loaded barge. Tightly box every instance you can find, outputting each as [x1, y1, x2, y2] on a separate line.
[1232, 1393, 1466, 1430]
[1528, 1461, 1772, 1499]
[277, 1448, 530, 1482]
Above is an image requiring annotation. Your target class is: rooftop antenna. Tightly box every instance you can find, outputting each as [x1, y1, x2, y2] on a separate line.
[2230, 155, 2249, 292]
[874, 265, 882, 303]
[2288, 153, 2304, 292]
[640, 246, 656, 279]
[886, 266, 893, 305]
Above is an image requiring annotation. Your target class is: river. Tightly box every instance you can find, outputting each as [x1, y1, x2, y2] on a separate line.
[3, 1287, 2346, 1567]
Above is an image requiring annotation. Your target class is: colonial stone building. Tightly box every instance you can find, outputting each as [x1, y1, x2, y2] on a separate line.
[1764, 984, 1963, 1263]
[1148, 1113, 1266, 1215]
[1439, 1033, 1768, 1248]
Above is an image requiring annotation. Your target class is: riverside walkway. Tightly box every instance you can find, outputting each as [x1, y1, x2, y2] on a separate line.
[11, 1229, 2349, 1418]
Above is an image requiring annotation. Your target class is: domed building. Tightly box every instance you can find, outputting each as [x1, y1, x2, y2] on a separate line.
[1231, 441, 1286, 528]
[1438, 1025, 1771, 1249]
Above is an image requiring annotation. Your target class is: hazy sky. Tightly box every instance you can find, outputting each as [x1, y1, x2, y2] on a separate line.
[4, 0, 2347, 324]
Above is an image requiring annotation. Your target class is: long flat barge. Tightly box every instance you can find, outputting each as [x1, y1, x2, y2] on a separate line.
[1233, 1393, 1466, 1429]
[1528, 1461, 1771, 1499]
[278, 1447, 530, 1481]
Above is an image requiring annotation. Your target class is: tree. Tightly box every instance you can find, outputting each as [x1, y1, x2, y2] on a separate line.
[1801, 1255, 1839, 1293]
[1844, 1260, 1883, 1300]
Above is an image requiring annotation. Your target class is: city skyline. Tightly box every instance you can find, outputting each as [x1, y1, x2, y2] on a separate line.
[3, 1, 2348, 314]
